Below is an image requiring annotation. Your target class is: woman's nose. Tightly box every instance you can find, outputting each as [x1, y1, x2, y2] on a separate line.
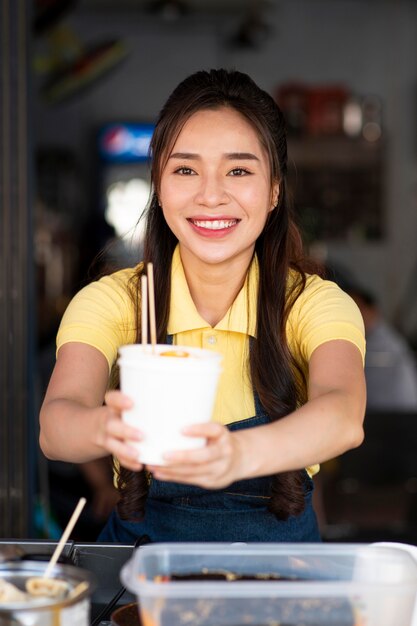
[195, 174, 229, 208]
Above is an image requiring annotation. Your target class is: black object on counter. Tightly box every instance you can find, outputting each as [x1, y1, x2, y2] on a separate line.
[91, 535, 150, 626]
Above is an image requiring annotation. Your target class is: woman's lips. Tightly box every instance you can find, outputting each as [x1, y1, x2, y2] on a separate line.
[187, 218, 239, 236]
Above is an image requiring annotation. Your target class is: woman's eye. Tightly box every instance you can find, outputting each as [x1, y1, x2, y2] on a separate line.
[174, 167, 195, 175]
[228, 167, 251, 176]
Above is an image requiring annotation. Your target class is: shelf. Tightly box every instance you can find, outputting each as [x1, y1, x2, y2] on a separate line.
[286, 135, 385, 242]
[288, 136, 383, 168]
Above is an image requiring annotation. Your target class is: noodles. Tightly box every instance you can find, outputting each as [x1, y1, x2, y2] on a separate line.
[0, 577, 70, 604]
[25, 577, 69, 599]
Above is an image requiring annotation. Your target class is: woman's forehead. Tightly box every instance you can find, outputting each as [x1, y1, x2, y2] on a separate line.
[169, 108, 266, 154]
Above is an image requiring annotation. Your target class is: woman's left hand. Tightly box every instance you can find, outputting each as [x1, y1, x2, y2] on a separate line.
[146, 422, 245, 489]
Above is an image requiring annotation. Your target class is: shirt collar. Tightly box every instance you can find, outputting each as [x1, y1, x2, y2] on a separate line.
[168, 245, 258, 337]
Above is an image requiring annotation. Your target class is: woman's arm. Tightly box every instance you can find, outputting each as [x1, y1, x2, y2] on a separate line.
[237, 339, 366, 476]
[148, 339, 366, 488]
[39, 342, 143, 470]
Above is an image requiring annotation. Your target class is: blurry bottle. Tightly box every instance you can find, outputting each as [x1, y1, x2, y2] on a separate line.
[275, 83, 308, 136]
[343, 96, 363, 137]
[361, 95, 382, 142]
[307, 86, 348, 136]
[343, 94, 383, 142]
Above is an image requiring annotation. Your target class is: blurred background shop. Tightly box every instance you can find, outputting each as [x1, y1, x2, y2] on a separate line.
[1, 0, 417, 542]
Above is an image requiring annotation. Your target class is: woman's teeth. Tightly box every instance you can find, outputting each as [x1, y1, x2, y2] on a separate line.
[191, 219, 237, 230]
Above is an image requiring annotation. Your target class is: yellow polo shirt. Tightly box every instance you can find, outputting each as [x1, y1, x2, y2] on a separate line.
[57, 246, 365, 478]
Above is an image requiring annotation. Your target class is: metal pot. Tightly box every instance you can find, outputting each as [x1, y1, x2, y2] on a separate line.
[0, 559, 95, 626]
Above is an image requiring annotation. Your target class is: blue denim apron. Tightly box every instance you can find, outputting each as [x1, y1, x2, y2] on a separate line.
[98, 338, 320, 543]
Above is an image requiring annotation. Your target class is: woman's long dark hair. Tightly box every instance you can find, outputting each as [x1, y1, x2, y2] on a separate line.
[117, 68, 315, 522]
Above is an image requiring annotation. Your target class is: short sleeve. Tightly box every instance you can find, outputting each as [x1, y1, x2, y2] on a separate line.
[288, 275, 366, 366]
[56, 268, 138, 371]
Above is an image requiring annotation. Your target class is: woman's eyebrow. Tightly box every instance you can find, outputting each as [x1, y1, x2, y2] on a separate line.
[169, 152, 200, 160]
[169, 152, 260, 160]
[225, 152, 260, 161]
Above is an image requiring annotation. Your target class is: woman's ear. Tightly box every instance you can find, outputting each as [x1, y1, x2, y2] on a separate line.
[270, 182, 280, 211]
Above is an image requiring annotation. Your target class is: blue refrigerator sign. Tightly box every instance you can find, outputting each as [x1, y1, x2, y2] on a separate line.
[99, 123, 154, 163]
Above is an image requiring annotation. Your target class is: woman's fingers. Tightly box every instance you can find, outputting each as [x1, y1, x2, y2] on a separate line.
[102, 436, 143, 471]
[147, 423, 239, 488]
[104, 389, 133, 410]
[106, 438, 143, 472]
[149, 457, 232, 488]
[181, 421, 225, 439]
[105, 413, 142, 441]
[162, 442, 220, 465]
[160, 424, 228, 465]
[97, 397, 144, 471]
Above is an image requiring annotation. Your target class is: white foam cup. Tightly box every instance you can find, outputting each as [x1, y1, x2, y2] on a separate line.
[117, 344, 222, 465]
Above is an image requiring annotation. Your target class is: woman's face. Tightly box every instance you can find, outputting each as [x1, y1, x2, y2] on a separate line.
[159, 107, 278, 271]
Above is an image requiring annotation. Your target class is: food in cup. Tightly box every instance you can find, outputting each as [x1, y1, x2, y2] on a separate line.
[0, 577, 70, 603]
[26, 577, 70, 599]
[159, 350, 190, 358]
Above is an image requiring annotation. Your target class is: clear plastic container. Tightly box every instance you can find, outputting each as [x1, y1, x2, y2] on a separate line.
[121, 542, 417, 626]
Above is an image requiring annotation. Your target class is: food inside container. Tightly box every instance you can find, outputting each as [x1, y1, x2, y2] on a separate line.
[120, 542, 417, 626]
[0, 576, 71, 603]
[159, 350, 190, 358]
[111, 601, 142, 626]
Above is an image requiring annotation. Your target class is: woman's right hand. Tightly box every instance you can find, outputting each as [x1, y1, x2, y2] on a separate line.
[40, 343, 145, 467]
[97, 390, 144, 472]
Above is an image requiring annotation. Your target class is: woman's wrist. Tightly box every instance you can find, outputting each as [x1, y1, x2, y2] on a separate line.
[233, 429, 263, 480]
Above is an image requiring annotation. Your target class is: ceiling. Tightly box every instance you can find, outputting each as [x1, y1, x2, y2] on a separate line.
[77, 0, 266, 14]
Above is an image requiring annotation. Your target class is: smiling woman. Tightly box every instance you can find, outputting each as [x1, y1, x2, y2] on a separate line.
[39, 68, 366, 544]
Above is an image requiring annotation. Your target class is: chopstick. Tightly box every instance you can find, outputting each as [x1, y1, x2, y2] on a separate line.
[43, 497, 86, 579]
[141, 263, 157, 351]
[141, 274, 148, 346]
[147, 263, 157, 350]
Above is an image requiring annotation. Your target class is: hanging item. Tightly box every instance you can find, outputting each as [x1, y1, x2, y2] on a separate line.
[33, 0, 128, 104]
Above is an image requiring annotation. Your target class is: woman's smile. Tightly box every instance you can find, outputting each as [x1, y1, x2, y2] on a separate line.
[187, 217, 240, 236]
